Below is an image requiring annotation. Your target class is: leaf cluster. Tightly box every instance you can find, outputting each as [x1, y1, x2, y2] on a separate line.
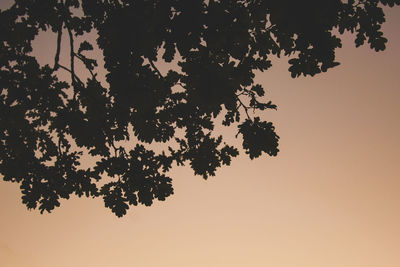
[1, 0, 397, 216]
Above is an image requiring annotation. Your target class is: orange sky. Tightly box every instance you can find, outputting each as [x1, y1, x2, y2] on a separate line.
[1, 4, 399, 267]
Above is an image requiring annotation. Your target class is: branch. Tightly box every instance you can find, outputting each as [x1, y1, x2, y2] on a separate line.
[57, 64, 84, 86]
[74, 52, 97, 79]
[57, 131, 63, 157]
[176, 82, 187, 90]
[108, 139, 118, 157]
[236, 96, 251, 120]
[62, 10, 78, 99]
[53, 22, 63, 71]
[67, 26, 75, 84]
[149, 59, 164, 78]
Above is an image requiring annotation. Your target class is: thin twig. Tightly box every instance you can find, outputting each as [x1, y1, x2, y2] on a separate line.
[57, 131, 63, 156]
[177, 82, 186, 89]
[236, 96, 251, 120]
[108, 139, 118, 157]
[149, 59, 164, 78]
[58, 64, 84, 86]
[74, 52, 97, 79]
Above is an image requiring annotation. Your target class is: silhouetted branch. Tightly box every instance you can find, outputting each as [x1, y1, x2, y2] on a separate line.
[149, 59, 163, 78]
[67, 27, 75, 82]
[236, 96, 251, 120]
[57, 64, 84, 86]
[53, 23, 63, 71]
[74, 52, 97, 79]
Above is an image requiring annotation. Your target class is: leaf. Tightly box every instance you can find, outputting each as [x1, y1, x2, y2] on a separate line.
[78, 40, 93, 53]
[238, 117, 279, 159]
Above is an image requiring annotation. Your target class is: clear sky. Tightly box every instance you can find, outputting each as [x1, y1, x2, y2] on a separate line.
[1, 3, 399, 267]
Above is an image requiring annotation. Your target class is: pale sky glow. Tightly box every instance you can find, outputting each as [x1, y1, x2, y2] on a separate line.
[1, 4, 399, 267]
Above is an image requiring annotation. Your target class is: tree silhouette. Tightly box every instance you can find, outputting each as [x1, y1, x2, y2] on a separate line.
[1, 0, 398, 217]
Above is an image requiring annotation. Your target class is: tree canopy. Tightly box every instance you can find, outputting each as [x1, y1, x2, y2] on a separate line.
[1, 0, 398, 217]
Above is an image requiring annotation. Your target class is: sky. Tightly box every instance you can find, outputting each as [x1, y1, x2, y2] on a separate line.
[1, 3, 399, 267]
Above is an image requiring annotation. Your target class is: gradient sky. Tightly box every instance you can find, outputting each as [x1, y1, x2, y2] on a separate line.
[1, 3, 399, 267]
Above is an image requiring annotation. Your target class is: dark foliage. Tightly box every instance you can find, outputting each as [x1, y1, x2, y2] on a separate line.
[1, 0, 398, 217]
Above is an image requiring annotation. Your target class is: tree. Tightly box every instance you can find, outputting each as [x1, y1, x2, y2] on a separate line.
[1, 0, 398, 217]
